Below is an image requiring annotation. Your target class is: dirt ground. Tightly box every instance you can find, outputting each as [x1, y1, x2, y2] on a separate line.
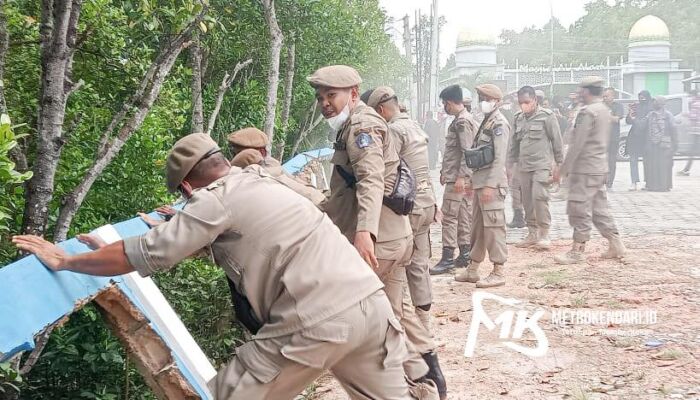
[307, 233, 700, 400]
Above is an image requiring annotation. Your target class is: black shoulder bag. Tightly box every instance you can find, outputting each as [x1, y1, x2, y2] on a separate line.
[464, 117, 495, 170]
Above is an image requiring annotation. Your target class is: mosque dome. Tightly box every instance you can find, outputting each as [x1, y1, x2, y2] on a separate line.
[457, 28, 496, 48]
[628, 15, 670, 43]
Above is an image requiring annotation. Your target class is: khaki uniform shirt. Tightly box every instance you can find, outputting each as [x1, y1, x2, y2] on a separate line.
[441, 108, 478, 183]
[325, 102, 411, 243]
[561, 99, 610, 176]
[508, 107, 564, 172]
[263, 163, 326, 207]
[471, 109, 510, 189]
[123, 167, 384, 339]
[388, 112, 437, 210]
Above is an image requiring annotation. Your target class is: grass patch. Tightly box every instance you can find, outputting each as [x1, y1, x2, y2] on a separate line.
[655, 349, 684, 361]
[538, 269, 569, 288]
[570, 294, 588, 307]
[567, 385, 591, 400]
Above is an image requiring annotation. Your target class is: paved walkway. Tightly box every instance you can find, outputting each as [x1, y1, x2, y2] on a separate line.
[431, 160, 700, 243]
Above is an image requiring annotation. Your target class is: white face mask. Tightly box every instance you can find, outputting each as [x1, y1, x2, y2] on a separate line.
[325, 96, 351, 131]
[480, 100, 496, 114]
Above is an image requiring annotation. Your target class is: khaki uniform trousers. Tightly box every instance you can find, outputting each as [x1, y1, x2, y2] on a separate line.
[407, 206, 436, 308]
[509, 165, 523, 212]
[469, 188, 508, 265]
[440, 182, 472, 248]
[208, 291, 412, 399]
[566, 173, 620, 243]
[519, 169, 552, 230]
[376, 236, 434, 379]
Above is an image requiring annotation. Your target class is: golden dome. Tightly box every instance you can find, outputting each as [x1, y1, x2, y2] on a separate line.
[629, 15, 670, 42]
[457, 28, 496, 48]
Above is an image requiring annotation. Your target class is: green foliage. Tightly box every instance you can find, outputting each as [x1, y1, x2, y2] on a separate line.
[0, 114, 32, 237]
[0, 362, 22, 397]
[1, 0, 406, 397]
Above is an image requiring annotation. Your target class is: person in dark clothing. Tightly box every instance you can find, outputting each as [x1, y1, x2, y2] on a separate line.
[603, 88, 625, 189]
[625, 90, 652, 191]
[643, 96, 677, 192]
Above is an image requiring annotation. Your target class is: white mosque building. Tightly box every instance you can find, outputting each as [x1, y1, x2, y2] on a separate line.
[440, 15, 694, 98]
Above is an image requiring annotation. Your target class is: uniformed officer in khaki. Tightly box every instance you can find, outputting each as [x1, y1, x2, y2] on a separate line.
[555, 76, 627, 264]
[508, 86, 564, 250]
[430, 84, 477, 275]
[227, 126, 281, 167]
[307, 65, 443, 400]
[454, 84, 510, 288]
[366, 86, 438, 334]
[231, 148, 326, 207]
[14, 133, 422, 400]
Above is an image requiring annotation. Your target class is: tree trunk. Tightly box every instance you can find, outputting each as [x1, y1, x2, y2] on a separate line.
[276, 33, 295, 160]
[205, 59, 252, 136]
[260, 0, 283, 152]
[53, 29, 193, 241]
[189, 36, 204, 133]
[21, 0, 82, 237]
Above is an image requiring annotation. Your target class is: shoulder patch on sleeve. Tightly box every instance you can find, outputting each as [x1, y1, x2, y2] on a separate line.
[355, 131, 374, 149]
[494, 126, 505, 136]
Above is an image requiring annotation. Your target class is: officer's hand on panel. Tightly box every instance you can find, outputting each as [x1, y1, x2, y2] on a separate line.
[480, 187, 496, 204]
[354, 231, 379, 270]
[12, 235, 67, 272]
[138, 212, 165, 228]
[77, 234, 107, 250]
[156, 205, 176, 217]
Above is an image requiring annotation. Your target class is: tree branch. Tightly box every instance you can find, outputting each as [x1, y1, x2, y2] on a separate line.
[205, 58, 252, 136]
[260, 0, 284, 150]
[189, 35, 204, 133]
[53, 21, 197, 242]
[276, 32, 295, 160]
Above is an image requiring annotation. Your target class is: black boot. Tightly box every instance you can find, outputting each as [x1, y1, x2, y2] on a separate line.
[454, 244, 471, 268]
[507, 209, 526, 228]
[422, 352, 447, 400]
[429, 247, 455, 275]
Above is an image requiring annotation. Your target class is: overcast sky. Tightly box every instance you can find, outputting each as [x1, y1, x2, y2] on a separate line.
[379, 0, 597, 64]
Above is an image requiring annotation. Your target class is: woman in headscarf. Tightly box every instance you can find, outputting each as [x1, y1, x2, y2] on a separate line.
[625, 90, 652, 190]
[643, 96, 677, 192]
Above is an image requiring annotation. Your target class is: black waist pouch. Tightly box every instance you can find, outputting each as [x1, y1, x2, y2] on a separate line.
[227, 277, 262, 334]
[336, 159, 416, 215]
[383, 158, 416, 215]
[464, 142, 495, 170]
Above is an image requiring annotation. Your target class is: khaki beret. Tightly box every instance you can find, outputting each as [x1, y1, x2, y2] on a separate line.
[231, 148, 264, 168]
[367, 86, 396, 108]
[166, 133, 220, 193]
[307, 65, 362, 89]
[580, 76, 604, 88]
[475, 84, 503, 100]
[227, 127, 269, 149]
